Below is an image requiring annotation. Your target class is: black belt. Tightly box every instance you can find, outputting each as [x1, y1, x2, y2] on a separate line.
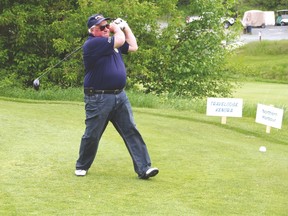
[84, 88, 123, 95]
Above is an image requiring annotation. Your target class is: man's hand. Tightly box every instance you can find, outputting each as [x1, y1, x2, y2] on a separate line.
[109, 22, 121, 34]
[113, 18, 128, 30]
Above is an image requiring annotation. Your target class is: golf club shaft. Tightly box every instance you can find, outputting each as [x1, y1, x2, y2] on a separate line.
[36, 46, 82, 80]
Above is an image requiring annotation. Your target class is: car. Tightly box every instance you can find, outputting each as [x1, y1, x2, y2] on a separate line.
[186, 14, 235, 29]
[278, 16, 288, 26]
[281, 18, 288, 25]
[185, 15, 202, 23]
[221, 17, 235, 29]
[241, 10, 266, 28]
[276, 10, 288, 26]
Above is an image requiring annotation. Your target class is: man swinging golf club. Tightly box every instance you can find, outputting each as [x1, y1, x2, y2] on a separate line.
[75, 14, 159, 179]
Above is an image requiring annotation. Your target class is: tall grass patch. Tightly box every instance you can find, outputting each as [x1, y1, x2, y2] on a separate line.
[236, 40, 288, 56]
[0, 87, 83, 102]
[1, 81, 288, 125]
[228, 40, 288, 83]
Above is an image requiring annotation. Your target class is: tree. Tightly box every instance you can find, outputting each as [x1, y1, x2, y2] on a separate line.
[1, 0, 238, 99]
[0, 0, 82, 88]
[238, 0, 288, 11]
[126, 0, 238, 97]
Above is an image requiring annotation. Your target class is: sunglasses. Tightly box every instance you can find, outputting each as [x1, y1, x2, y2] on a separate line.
[99, 24, 110, 31]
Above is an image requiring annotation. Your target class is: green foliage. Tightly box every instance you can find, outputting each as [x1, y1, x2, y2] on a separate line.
[236, 0, 288, 13]
[128, 0, 238, 98]
[1, 0, 238, 98]
[228, 41, 288, 83]
[0, 0, 82, 88]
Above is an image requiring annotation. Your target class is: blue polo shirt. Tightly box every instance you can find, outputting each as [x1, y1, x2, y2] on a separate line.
[83, 35, 129, 90]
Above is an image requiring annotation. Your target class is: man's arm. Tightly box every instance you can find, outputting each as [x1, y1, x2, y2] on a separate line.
[123, 25, 138, 52]
[109, 23, 126, 48]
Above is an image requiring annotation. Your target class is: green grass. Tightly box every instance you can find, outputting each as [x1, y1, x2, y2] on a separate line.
[0, 98, 287, 215]
[1, 40, 288, 215]
[228, 40, 288, 83]
[232, 82, 288, 123]
[233, 82, 288, 105]
[236, 40, 288, 56]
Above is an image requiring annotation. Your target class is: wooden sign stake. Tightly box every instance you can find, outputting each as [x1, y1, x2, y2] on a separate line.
[221, 116, 227, 124]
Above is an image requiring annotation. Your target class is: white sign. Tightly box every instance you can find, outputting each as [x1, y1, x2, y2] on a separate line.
[206, 98, 243, 117]
[256, 104, 284, 129]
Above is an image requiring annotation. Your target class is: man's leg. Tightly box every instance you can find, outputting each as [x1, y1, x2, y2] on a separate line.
[75, 94, 112, 174]
[111, 92, 158, 178]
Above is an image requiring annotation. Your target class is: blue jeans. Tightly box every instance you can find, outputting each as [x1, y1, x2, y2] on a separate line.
[76, 91, 152, 176]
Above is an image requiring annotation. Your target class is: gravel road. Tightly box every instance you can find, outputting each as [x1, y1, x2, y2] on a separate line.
[239, 26, 288, 43]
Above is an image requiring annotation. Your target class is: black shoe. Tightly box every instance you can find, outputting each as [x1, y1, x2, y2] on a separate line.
[139, 167, 159, 179]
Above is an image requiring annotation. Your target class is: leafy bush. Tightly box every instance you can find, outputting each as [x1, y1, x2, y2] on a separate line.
[0, 0, 238, 98]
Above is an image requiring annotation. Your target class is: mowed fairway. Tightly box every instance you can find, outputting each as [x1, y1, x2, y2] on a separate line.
[0, 94, 287, 215]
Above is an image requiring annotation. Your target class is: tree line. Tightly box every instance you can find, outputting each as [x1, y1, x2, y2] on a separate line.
[178, 0, 288, 11]
[0, 0, 266, 98]
[239, 0, 288, 11]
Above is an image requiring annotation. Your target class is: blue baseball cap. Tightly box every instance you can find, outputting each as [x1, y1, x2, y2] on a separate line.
[87, 14, 110, 28]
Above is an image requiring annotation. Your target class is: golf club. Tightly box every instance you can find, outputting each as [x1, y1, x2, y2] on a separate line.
[33, 18, 120, 90]
[33, 46, 82, 90]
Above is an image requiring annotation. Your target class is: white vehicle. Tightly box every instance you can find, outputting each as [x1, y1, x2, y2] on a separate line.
[276, 10, 288, 26]
[186, 15, 235, 29]
[222, 17, 235, 29]
[186, 15, 202, 23]
[241, 10, 266, 28]
[281, 17, 288, 25]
